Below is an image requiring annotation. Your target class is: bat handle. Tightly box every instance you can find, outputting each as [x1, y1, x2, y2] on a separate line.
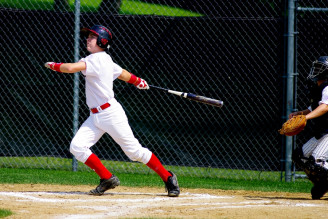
[149, 85, 168, 92]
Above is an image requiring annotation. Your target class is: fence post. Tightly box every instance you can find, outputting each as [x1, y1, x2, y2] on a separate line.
[72, 0, 81, 172]
[284, 0, 296, 182]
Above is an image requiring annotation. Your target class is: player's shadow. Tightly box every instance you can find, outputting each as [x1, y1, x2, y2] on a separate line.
[25, 191, 86, 195]
[42, 191, 168, 197]
[103, 192, 168, 197]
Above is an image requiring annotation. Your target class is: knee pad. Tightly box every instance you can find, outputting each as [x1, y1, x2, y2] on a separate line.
[304, 156, 328, 184]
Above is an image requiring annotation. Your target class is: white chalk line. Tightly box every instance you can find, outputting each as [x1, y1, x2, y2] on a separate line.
[0, 191, 232, 203]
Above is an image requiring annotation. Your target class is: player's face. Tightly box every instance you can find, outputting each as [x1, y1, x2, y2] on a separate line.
[86, 33, 100, 53]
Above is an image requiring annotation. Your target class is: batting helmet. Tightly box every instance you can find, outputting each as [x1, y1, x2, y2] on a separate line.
[81, 25, 113, 49]
[308, 56, 328, 81]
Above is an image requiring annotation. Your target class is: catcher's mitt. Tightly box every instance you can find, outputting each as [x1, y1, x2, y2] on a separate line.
[279, 115, 307, 136]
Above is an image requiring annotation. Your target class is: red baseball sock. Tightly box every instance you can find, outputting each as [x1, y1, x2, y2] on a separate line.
[146, 153, 172, 182]
[85, 153, 112, 179]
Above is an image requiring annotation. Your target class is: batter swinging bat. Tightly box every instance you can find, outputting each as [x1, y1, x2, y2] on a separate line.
[149, 85, 224, 108]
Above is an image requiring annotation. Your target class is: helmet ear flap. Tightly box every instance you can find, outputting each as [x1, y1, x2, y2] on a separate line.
[97, 37, 111, 49]
[101, 38, 108, 46]
[96, 37, 103, 48]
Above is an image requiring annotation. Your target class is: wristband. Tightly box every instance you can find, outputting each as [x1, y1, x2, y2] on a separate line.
[53, 63, 63, 72]
[127, 73, 141, 85]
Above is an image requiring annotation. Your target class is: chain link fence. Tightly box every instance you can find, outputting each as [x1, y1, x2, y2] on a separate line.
[1, 0, 327, 181]
[296, 1, 328, 130]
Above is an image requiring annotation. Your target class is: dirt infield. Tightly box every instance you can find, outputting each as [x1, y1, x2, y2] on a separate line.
[0, 184, 327, 218]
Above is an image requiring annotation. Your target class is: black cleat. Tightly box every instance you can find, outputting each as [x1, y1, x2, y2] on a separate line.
[89, 174, 120, 196]
[311, 183, 328, 200]
[164, 171, 180, 197]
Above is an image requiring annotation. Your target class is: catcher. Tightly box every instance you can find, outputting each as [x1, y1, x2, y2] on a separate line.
[280, 56, 328, 199]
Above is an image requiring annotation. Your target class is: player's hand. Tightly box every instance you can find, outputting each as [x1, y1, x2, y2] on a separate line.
[135, 78, 149, 89]
[289, 112, 301, 119]
[44, 62, 56, 71]
[44, 62, 63, 72]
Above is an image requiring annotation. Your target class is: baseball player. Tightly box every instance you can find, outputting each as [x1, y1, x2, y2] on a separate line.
[290, 56, 328, 199]
[44, 25, 180, 197]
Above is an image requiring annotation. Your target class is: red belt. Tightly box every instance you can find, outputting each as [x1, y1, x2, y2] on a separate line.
[91, 102, 111, 114]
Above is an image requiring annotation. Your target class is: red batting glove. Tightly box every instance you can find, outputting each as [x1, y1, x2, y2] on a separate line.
[127, 73, 149, 89]
[44, 62, 63, 72]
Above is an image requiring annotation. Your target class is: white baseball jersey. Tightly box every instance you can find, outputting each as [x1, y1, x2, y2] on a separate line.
[80, 51, 122, 108]
[319, 87, 328, 105]
[69, 51, 152, 164]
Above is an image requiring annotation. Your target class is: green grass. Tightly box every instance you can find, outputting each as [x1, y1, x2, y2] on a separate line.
[120, 0, 203, 16]
[0, 156, 297, 181]
[0, 0, 203, 16]
[0, 209, 13, 218]
[0, 167, 312, 193]
[0, 156, 313, 193]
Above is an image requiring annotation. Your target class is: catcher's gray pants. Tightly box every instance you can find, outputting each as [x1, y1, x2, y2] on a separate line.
[302, 134, 328, 169]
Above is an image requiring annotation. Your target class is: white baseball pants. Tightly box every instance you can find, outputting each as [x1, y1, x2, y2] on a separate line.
[70, 98, 152, 164]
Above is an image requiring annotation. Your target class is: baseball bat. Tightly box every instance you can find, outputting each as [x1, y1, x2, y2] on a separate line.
[149, 85, 223, 108]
